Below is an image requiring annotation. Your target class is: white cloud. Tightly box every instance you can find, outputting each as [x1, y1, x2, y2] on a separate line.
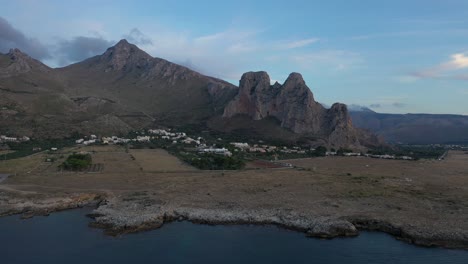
[277, 38, 319, 49]
[451, 53, 468, 68]
[412, 52, 468, 79]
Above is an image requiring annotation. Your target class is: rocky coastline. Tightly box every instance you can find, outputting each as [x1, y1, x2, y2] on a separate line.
[3, 190, 464, 250]
[86, 196, 468, 250]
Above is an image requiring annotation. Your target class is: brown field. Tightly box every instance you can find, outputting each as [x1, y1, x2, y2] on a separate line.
[129, 149, 196, 172]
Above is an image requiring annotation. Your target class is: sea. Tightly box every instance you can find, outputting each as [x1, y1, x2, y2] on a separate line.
[0, 208, 467, 264]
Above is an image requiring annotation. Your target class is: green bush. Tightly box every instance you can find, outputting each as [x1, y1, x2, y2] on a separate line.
[60, 153, 92, 171]
[183, 153, 245, 170]
[311, 146, 327, 157]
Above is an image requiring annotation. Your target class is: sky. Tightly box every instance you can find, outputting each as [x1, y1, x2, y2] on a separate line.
[1, 0, 468, 115]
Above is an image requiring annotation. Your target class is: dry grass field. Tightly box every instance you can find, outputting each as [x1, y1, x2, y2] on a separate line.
[129, 149, 196, 172]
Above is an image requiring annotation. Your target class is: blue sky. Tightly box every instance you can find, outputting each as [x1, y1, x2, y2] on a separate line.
[1, 0, 468, 114]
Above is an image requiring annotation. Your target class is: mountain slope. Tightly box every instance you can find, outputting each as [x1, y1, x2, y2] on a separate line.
[57, 39, 237, 125]
[0, 40, 238, 138]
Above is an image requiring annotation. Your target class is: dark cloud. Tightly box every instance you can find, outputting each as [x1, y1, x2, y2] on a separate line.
[56, 36, 114, 66]
[123, 28, 153, 45]
[369, 104, 381, 108]
[0, 16, 50, 59]
[392, 102, 406, 108]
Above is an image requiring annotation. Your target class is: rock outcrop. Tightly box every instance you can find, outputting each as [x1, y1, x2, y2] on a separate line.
[223, 71, 360, 148]
[0, 48, 50, 77]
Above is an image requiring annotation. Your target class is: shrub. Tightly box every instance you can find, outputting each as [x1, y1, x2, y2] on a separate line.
[59, 153, 92, 171]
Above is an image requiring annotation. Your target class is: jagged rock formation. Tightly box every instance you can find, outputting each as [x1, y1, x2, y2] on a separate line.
[223, 71, 361, 148]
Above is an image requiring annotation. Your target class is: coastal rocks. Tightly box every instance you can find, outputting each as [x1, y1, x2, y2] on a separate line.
[307, 219, 359, 238]
[89, 195, 359, 239]
[351, 217, 468, 249]
[0, 192, 101, 218]
[223, 71, 361, 148]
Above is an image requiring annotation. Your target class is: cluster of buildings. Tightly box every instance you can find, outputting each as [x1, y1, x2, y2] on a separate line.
[326, 151, 361, 157]
[0, 135, 30, 143]
[149, 129, 202, 145]
[198, 147, 232, 157]
[365, 154, 414, 160]
[71, 129, 423, 161]
[75, 135, 98, 145]
[326, 151, 413, 160]
[230, 142, 307, 154]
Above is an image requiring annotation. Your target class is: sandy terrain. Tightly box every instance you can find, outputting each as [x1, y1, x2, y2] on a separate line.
[0, 146, 467, 249]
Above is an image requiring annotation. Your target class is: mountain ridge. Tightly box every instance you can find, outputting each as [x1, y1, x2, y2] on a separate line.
[1, 39, 379, 149]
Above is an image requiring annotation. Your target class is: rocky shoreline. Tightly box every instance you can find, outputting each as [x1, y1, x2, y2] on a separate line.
[85, 195, 468, 250]
[1, 189, 467, 250]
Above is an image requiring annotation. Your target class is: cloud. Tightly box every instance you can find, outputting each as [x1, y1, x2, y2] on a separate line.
[123, 28, 153, 46]
[411, 52, 468, 79]
[369, 104, 381, 108]
[140, 28, 263, 80]
[392, 102, 406, 108]
[0, 16, 50, 59]
[56, 36, 114, 66]
[277, 38, 319, 50]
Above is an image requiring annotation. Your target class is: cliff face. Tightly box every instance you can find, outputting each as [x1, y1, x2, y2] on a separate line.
[223, 71, 361, 148]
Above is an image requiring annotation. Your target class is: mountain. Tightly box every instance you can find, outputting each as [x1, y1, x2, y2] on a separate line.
[218, 71, 375, 149]
[0, 40, 379, 149]
[350, 111, 468, 144]
[0, 40, 238, 138]
[57, 40, 237, 125]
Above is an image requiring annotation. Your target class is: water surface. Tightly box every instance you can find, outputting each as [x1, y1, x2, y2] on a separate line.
[0, 208, 467, 264]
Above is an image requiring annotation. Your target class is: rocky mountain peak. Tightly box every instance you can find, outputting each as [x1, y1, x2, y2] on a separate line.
[101, 39, 152, 71]
[272, 81, 282, 89]
[224, 71, 361, 148]
[284, 72, 305, 84]
[115, 38, 130, 47]
[0, 48, 49, 77]
[8, 48, 28, 59]
[239, 71, 271, 95]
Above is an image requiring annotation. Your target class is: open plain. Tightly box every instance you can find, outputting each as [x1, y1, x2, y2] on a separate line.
[0, 146, 467, 249]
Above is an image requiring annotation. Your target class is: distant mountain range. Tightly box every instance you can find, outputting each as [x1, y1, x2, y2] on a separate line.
[348, 107, 468, 144]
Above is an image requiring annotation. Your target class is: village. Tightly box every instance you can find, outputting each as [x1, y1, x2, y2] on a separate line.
[3, 126, 460, 165]
[0, 135, 30, 143]
[68, 128, 421, 162]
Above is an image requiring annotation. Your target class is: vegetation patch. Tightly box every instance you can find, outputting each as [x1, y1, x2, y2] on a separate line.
[59, 153, 92, 171]
[182, 153, 245, 170]
[4, 138, 76, 160]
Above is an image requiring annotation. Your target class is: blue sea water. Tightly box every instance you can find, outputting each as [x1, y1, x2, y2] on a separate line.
[0, 208, 467, 264]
